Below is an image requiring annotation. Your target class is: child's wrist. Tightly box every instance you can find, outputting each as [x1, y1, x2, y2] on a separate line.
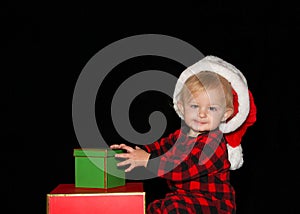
[144, 153, 151, 168]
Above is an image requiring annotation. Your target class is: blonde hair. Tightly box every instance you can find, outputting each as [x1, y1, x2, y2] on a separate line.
[178, 71, 233, 109]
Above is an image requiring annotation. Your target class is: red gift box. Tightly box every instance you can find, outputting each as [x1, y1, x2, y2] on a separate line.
[47, 182, 145, 214]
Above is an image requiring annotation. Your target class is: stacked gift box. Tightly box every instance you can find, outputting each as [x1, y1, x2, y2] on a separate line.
[47, 148, 145, 214]
[73, 148, 125, 188]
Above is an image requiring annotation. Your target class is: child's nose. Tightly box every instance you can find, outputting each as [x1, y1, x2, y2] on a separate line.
[198, 108, 207, 118]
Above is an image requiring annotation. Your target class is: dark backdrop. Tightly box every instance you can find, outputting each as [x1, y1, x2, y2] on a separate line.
[3, 2, 300, 214]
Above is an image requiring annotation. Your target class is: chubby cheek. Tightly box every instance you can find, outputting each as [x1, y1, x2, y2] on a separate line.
[183, 114, 196, 126]
[185, 112, 198, 123]
[184, 107, 197, 117]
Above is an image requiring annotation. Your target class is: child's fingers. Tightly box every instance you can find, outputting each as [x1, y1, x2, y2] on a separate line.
[110, 144, 134, 153]
[110, 144, 121, 149]
[110, 144, 127, 149]
[124, 165, 134, 173]
[117, 159, 135, 172]
[121, 145, 135, 153]
[111, 144, 139, 172]
[115, 153, 130, 159]
[117, 159, 131, 167]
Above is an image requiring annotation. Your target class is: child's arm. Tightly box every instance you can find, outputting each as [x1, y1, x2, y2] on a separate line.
[149, 133, 229, 181]
[110, 144, 150, 172]
[142, 129, 181, 157]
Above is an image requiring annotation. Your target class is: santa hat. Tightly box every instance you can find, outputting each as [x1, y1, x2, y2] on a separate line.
[173, 55, 257, 170]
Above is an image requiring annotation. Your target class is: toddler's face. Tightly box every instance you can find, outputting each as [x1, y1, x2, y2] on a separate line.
[178, 88, 231, 137]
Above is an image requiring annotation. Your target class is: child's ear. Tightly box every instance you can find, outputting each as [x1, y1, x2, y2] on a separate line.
[223, 108, 234, 122]
[177, 101, 184, 116]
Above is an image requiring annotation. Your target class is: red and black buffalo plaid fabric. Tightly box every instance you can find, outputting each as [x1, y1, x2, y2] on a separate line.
[142, 126, 236, 214]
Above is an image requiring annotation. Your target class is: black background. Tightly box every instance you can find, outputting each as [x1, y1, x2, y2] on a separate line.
[2, 2, 300, 214]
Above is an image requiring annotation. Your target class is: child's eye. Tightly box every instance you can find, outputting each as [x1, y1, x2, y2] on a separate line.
[190, 105, 198, 109]
[208, 106, 217, 111]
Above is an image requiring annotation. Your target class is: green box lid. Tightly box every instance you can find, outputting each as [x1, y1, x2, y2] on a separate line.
[73, 148, 123, 157]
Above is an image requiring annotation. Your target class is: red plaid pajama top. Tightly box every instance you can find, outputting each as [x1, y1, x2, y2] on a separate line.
[143, 127, 236, 214]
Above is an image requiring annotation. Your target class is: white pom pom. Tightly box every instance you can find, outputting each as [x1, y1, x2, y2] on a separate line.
[227, 144, 244, 170]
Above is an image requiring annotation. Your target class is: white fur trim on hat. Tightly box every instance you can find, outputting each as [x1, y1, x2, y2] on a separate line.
[173, 55, 250, 133]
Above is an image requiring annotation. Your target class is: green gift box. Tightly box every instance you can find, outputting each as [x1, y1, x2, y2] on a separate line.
[73, 148, 125, 189]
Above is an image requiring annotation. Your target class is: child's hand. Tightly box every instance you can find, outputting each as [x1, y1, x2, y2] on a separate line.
[110, 144, 150, 172]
